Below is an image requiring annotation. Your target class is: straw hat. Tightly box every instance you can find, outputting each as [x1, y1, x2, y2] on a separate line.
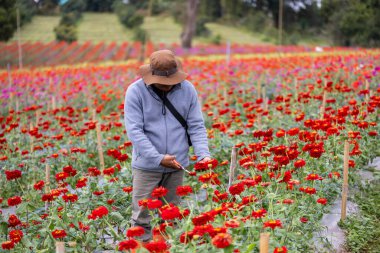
[138, 49, 188, 85]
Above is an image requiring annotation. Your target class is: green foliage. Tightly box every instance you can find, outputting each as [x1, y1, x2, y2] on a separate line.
[54, 24, 77, 43]
[0, 0, 17, 41]
[59, 12, 77, 26]
[16, 0, 38, 26]
[113, 2, 144, 29]
[195, 16, 211, 37]
[85, 0, 116, 12]
[60, 0, 86, 20]
[324, 0, 380, 47]
[340, 181, 380, 253]
[133, 27, 148, 43]
[210, 33, 222, 45]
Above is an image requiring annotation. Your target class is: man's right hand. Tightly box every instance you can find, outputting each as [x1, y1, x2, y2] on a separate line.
[160, 155, 181, 170]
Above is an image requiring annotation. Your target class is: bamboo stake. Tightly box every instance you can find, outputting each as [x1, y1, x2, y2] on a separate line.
[365, 79, 370, 104]
[7, 64, 13, 112]
[94, 110, 105, 172]
[30, 123, 34, 153]
[228, 147, 237, 188]
[260, 232, 270, 253]
[52, 96, 56, 111]
[341, 140, 350, 221]
[56, 241, 65, 253]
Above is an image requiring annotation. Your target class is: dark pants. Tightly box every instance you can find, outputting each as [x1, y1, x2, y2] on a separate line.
[131, 168, 184, 241]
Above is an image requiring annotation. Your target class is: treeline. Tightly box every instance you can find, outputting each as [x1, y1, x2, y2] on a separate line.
[1, 0, 379, 47]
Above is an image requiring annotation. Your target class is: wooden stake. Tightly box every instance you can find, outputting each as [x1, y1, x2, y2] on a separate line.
[52, 96, 56, 111]
[94, 110, 105, 172]
[228, 147, 237, 188]
[45, 163, 51, 211]
[341, 140, 350, 221]
[30, 123, 34, 153]
[320, 91, 327, 120]
[56, 241, 65, 253]
[260, 232, 270, 253]
[365, 79, 370, 104]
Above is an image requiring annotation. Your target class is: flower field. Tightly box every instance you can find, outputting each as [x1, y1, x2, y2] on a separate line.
[0, 48, 379, 252]
[0, 41, 352, 69]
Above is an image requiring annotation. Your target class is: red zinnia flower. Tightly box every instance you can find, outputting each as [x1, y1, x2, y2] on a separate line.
[9, 229, 23, 243]
[263, 219, 282, 230]
[317, 198, 327, 205]
[160, 204, 181, 220]
[147, 199, 163, 209]
[304, 187, 316, 195]
[144, 241, 169, 253]
[62, 193, 78, 203]
[123, 186, 133, 193]
[90, 206, 109, 219]
[151, 186, 168, 198]
[1, 241, 15, 250]
[176, 185, 193, 196]
[305, 173, 323, 181]
[294, 159, 306, 168]
[251, 208, 267, 219]
[8, 215, 21, 227]
[7, 196, 22, 207]
[212, 233, 233, 248]
[225, 219, 240, 228]
[194, 158, 218, 171]
[274, 246, 288, 253]
[119, 239, 138, 250]
[229, 183, 245, 195]
[5, 170, 22, 181]
[33, 180, 45, 190]
[192, 213, 214, 226]
[52, 229, 67, 239]
[126, 226, 145, 237]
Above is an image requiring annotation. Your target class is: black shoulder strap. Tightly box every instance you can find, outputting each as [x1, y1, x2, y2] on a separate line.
[151, 85, 192, 146]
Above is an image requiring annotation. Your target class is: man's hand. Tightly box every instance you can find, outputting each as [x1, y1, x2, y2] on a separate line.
[160, 154, 181, 170]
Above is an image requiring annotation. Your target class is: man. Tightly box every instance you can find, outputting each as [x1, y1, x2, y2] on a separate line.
[124, 49, 211, 242]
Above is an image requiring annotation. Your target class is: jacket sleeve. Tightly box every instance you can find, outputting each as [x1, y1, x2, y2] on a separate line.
[124, 85, 164, 167]
[186, 82, 211, 161]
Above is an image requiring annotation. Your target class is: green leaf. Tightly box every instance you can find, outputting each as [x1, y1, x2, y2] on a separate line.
[110, 211, 124, 222]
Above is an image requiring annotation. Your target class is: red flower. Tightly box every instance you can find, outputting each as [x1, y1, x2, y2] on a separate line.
[251, 209, 267, 219]
[294, 159, 306, 168]
[5, 170, 22, 181]
[88, 167, 101, 176]
[62, 194, 78, 203]
[123, 186, 133, 193]
[76, 178, 87, 188]
[229, 183, 245, 195]
[212, 233, 233, 248]
[9, 229, 23, 243]
[263, 219, 282, 230]
[1, 241, 15, 250]
[144, 241, 169, 253]
[225, 219, 240, 228]
[90, 206, 109, 220]
[151, 186, 168, 198]
[304, 187, 316, 195]
[118, 239, 138, 250]
[7, 196, 22, 206]
[8, 215, 21, 227]
[126, 226, 145, 238]
[176, 185, 193, 196]
[160, 204, 181, 220]
[274, 246, 288, 253]
[103, 167, 115, 176]
[33, 180, 45, 190]
[42, 193, 55, 202]
[147, 199, 163, 210]
[192, 213, 214, 226]
[194, 158, 218, 171]
[300, 217, 308, 223]
[305, 173, 323, 181]
[317, 198, 327, 205]
[55, 172, 69, 181]
[52, 229, 67, 239]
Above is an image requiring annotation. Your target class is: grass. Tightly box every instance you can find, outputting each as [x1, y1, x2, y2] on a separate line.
[77, 12, 133, 43]
[339, 180, 380, 253]
[8, 13, 271, 45]
[10, 15, 60, 43]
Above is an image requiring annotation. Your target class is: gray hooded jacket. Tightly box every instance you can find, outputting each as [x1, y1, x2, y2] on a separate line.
[124, 78, 210, 173]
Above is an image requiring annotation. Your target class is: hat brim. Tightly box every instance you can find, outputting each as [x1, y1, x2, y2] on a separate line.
[138, 59, 188, 85]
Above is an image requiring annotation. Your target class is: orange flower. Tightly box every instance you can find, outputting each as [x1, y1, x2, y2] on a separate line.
[212, 233, 233, 248]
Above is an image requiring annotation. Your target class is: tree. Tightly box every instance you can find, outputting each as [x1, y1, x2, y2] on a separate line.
[0, 0, 17, 41]
[181, 0, 200, 49]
